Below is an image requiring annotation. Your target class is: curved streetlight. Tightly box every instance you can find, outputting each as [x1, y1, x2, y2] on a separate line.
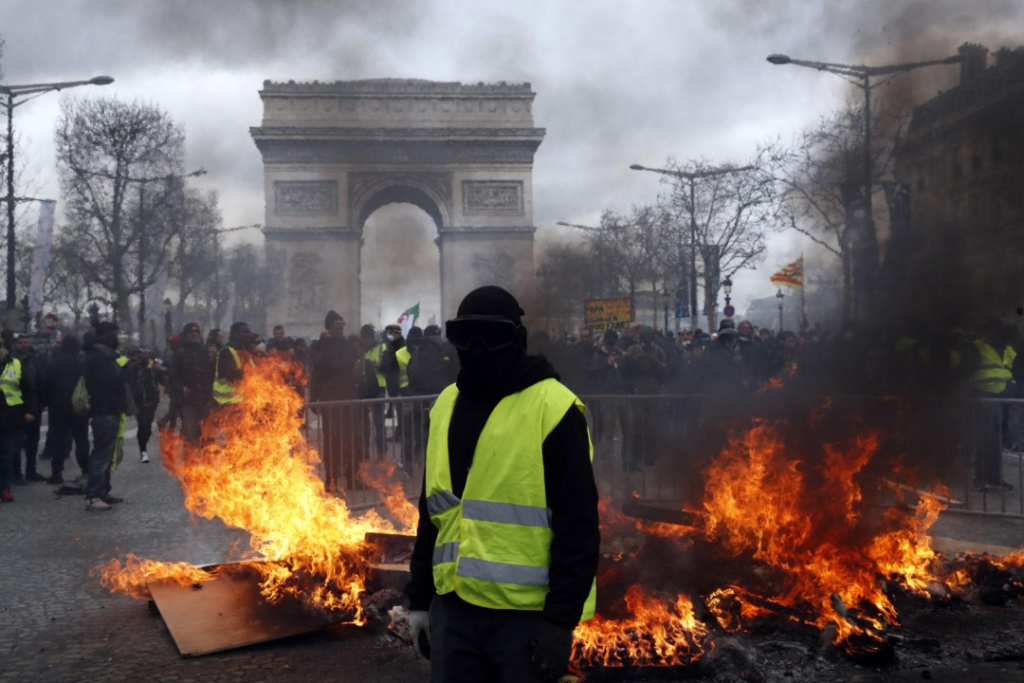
[630, 163, 754, 331]
[1, 74, 115, 329]
[765, 50, 961, 313]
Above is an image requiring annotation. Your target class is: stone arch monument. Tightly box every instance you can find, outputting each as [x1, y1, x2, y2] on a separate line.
[250, 79, 545, 339]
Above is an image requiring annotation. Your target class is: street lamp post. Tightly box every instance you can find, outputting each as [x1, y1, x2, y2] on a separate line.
[629, 163, 754, 333]
[765, 51, 960, 314]
[1, 75, 114, 331]
[722, 275, 733, 309]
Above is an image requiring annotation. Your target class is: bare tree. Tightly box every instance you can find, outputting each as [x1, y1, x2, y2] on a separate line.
[535, 241, 593, 333]
[54, 96, 187, 327]
[598, 205, 668, 319]
[775, 101, 910, 322]
[661, 147, 779, 330]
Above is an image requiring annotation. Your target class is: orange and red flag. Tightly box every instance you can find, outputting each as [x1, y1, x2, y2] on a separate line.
[769, 256, 804, 289]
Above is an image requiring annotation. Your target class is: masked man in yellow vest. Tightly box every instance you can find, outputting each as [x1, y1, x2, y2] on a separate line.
[406, 286, 600, 682]
[966, 318, 1018, 491]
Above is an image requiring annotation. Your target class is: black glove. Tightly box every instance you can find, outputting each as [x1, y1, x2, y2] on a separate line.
[528, 619, 575, 681]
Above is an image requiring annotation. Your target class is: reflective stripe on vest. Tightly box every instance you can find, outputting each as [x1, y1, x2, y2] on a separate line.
[971, 339, 1016, 395]
[425, 378, 597, 620]
[396, 346, 410, 388]
[0, 358, 23, 406]
[213, 347, 252, 405]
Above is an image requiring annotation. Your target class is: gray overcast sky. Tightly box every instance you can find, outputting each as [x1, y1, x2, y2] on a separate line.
[2, 0, 1021, 325]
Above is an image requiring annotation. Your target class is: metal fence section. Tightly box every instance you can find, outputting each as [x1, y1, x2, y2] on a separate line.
[301, 393, 1024, 518]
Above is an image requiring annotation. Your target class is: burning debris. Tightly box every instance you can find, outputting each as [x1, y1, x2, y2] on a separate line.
[95, 356, 418, 651]
[93, 358, 1023, 675]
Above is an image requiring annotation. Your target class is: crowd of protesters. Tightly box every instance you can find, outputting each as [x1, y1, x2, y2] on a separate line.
[3, 310, 1018, 508]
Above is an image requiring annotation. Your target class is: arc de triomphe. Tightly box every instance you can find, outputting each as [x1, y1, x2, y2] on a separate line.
[250, 79, 544, 339]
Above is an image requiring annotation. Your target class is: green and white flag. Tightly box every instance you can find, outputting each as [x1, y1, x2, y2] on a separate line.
[397, 303, 419, 338]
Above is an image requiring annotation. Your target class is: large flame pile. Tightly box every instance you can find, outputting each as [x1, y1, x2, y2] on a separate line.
[572, 402, 1022, 669]
[699, 417, 944, 650]
[96, 354, 415, 622]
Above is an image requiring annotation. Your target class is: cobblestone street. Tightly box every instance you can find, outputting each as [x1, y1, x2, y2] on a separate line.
[0, 426, 428, 683]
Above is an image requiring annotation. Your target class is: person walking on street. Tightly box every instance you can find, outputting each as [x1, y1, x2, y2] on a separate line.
[168, 322, 214, 443]
[129, 347, 164, 463]
[82, 322, 130, 511]
[0, 337, 39, 502]
[41, 334, 90, 484]
[406, 285, 600, 682]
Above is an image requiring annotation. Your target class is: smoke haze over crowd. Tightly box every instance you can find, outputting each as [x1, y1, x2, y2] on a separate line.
[2, 0, 1021, 324]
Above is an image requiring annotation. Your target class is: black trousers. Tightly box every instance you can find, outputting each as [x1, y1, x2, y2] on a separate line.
[137, 403, 158, 452]
[43, 411, 90, 478]
[429, 593, 546, 683]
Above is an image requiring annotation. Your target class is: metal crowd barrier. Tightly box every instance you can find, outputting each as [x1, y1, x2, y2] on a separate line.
[301, 393, 1024, 519]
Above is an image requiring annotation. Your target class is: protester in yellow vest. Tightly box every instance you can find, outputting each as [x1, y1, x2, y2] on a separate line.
[0, 337, 38, 503]
[213, 322, 256, 406]
[966, 318, 1017, 491]
[405, 286, 599, 681]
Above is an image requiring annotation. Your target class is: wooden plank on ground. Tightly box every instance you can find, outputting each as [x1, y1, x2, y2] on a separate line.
[147, 561, 349, 657]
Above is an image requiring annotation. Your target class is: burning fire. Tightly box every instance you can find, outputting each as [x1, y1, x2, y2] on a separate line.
[94, 356, 1023, 669]
[96, 354, 416, 623]
[574, 586, 710, 667]
[699, 416, 945, 649]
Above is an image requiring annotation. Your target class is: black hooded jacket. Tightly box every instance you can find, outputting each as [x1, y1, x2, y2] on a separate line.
[405, 353, 600, 629]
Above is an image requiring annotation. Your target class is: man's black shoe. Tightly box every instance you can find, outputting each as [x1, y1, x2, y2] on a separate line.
[25, 472, 47, 483]
[12, 476, 26, 486]
[46, 475, 64, 485]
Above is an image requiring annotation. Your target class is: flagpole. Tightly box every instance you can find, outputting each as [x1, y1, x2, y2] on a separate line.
[800, 286, 807, 331]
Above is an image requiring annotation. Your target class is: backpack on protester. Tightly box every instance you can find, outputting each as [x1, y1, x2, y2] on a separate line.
[71, 376, 90, 417]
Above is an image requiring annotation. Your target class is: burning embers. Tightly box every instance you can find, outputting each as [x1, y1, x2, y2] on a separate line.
[95, 356, 417, 626]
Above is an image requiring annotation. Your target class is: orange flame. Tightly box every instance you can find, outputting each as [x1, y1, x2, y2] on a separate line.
[574, 585, 710, 667]
[97, 355, 405, 623]
[699, 415, 948, 647]
[358, 459, 419, 530]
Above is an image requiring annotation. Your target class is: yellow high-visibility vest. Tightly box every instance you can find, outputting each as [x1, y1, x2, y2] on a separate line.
[0, 358, 23, 406]
[213, 347, 253, 405]
[971, 339, 1016, 395]
[363, 343, 387, 388]
[425, 379, 597, 620]
[396, 346, 411, 389]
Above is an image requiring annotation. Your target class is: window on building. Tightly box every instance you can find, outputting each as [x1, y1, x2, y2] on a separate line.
[951, 144, 962, 179]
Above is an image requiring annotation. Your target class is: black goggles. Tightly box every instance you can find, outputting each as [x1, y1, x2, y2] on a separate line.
[445, 316, 520, 351]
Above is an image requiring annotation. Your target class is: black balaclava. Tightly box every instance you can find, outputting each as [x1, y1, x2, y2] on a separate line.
[454, 285, 526, 397]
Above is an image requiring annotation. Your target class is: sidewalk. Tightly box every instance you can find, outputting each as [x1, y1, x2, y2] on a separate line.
[0, 426, 428, 683]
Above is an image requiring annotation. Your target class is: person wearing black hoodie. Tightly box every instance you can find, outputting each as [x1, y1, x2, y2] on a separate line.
[82, 322, 129, 511]
[41, 334, 90, 484]
[405, 286, 599, 682]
